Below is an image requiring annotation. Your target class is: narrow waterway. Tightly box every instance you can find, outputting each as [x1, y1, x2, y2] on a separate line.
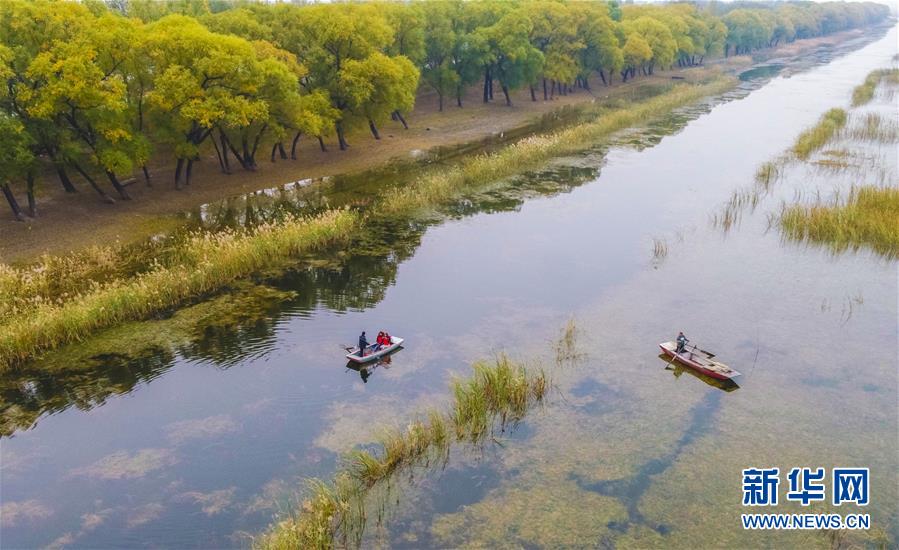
[1, 26, 896, 548]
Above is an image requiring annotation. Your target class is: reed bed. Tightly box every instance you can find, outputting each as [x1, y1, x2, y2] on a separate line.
[255, 355, 551, 550]
[779, 186, 899, 259]
[791, 108, 848, 160]
[843, 112, 899, 143]
[0, 210, 357, 368]
[378, 77, 736, 216]
[850, 68, 899, 107]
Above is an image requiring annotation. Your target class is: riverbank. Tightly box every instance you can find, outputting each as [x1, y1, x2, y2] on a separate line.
[0, 27, 875, 265]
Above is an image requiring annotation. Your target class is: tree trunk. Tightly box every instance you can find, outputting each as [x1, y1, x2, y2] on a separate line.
[211, 134, 229, 174]
[185, 159, 194, 186]
[1, 183, 25, 221]
[106, 171, 131, 200]
[248, 125, 267, 167]
[488, 76, 494, 100]
[483, 69, 490, 103]
[142, 165, 152, 187]
[26, 173, 36, 217]
[271, 143, 280, 162]
[501, 85, 511, 106]
[318, 136, 327, 152]
[335, 121, 349, 150]
[543, 78, 548, 100]
[278, 142, 287, 159]
[55, 166, 77, 193]
[174, 158, 184, 189]
[223, 134, 250, 170]
[529, 84, 537, 102]
[291, 132, 302, 159]
[438, 92, 444, 112]
[456, 86, 463, 107]
[241, 137, 252, 169]
[71, 161, 115, 203]
[394, 110, 408, 129]
[217, 130, 232, 173]
[368, 119, 381, 140]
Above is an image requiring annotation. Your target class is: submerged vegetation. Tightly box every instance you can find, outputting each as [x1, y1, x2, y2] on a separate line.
[779, 186, 899, 259]
[256, 354, 552, 549]
[0, 210, 356, 368]
[791, 108, 848, 160]
[850, 68, 899, 106]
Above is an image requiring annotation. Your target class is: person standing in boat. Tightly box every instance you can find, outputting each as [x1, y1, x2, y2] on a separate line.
[358, 331, 369, 357]
[676, 332, 688, 353]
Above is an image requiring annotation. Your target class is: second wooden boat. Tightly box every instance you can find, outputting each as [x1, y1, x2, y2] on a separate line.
[659, 341, 741, 382]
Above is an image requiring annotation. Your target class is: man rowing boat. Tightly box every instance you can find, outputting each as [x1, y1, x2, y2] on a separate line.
[358, 331, 369, 357]
[676, 332, 688, 354]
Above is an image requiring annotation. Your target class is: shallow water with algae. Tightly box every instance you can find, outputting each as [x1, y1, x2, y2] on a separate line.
[1, 25, 897, 549]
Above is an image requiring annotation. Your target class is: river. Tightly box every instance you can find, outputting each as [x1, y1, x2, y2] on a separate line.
[1, 25, 896, 548]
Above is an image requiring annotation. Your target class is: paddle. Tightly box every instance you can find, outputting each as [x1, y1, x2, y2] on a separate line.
[665, 339, 689, 369]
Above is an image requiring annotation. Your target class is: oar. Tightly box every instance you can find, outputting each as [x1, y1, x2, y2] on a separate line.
[665, 342, 683, 369]
[665, 340, 696, 370]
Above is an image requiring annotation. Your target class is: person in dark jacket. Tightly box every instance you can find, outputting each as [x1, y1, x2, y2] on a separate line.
[358, 332, 369, 357]
[676, 332, 688, 353]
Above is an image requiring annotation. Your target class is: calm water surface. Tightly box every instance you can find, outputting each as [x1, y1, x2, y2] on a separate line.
[1, 26, 896, 549]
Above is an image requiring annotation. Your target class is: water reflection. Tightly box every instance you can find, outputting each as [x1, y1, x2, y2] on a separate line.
[660, 356, 741, 393]
[345, 352, 400, 384]
[0, 346, 175, 437]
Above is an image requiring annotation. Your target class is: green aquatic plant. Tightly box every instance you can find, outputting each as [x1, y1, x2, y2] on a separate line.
[554, 318, 586, 367]
[844, 112, 899, 143]
[779, 186, 899, 259]
[0, 210, 357, 369]
[792, 108, 848, 160]
[255, 355, 551, 550]
[754, 160, 783, 188]
[850, 68, 899, 107]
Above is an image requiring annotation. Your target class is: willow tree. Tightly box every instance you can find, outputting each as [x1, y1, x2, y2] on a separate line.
[572, 2, 622, 87]
[528, 1, 582, 99]
[420, 1, 461, 111]
[476, 10, 544, 106]
[270, 4, 401, 150]
[144, 15, 271, 187]
[622, 16, 677, 74]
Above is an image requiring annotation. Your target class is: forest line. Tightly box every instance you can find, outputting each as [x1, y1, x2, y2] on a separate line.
[0, 0, 890, 221]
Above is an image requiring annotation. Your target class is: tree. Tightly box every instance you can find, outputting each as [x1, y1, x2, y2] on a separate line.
[476, 11, 544, 106]
[144, 15, 271, 187]
[420, 1, 461, 111]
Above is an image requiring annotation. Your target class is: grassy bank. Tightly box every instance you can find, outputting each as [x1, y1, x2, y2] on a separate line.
[0, 210, 357, 368]
[791, 108, 848, 160]
[379, 77, 736, 216]
[256, 355, 550, 550]
[779, 186, 899, 259]
[1, 76, 737, 369]
[850, 68, 899, 106]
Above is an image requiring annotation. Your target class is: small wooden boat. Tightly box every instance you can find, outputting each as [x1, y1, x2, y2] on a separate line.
[659, 341, 741, 382]
[346, 336, 404, 364]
